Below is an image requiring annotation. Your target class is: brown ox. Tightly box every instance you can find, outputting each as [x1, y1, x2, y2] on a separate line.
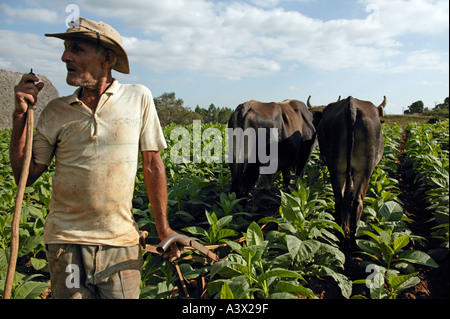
[314, 96, 386, 246]
[228, 99, 317, 197]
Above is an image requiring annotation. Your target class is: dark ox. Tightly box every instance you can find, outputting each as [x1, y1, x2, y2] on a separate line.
[228, 99, 317, 197]
[312, 96, 386, 246]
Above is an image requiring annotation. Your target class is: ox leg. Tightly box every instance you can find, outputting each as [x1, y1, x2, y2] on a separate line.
[349, 173, 371, 249]
[230, 163, 260, 198]
[241, 163, 261, 197]
[328, 170, 348, 239]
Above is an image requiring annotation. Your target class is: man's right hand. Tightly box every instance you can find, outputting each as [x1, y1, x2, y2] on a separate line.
[14, 73, 45, 114]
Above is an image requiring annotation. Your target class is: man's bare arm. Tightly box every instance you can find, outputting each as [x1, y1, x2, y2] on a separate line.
[141, 150, 181, 260]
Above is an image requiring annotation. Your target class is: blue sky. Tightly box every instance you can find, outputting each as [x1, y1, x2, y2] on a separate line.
[1, 0, 448, 114]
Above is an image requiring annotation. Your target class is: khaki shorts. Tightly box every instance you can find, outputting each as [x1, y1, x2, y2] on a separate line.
[46, 244, 142, 299]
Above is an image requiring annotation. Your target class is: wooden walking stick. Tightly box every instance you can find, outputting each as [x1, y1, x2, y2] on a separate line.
[3, 69, 36, 299]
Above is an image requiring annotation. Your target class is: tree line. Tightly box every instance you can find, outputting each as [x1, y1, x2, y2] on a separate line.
[154, 92, 234, 126]
[154, 92, 449, 127]
[404, 97, 449, 117]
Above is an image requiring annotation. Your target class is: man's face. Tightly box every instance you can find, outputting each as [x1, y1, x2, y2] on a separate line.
[61, 39, 105, 88]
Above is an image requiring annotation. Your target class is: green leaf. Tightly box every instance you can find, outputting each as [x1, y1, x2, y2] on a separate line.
[13, 275, 49, 299]
[379, 231, 392, 246]
[0, 249, 8, 272]
[210, 258, 244, 278]
[357, 239, 381, 257]
[379, 243, 395, 257]
[317, 266, 352, 299]
[275, 280, 316, 299]
[280, 192, 303, 223]
[18, 236, 43, 257]
[333, 272, 353, 299]
[269, 292, 299, 299]
[217, 229, 238, 241]
[246, 222, 264, 246]
[240, 245, 257, 264]
[220, 282, 235, 299]
[398, 250, 439, 268]
[217, 215, 233, 229]
[257, 268, 304, 282]
[298, 240, 321, 260]
[30, 257, 47, 271]
[226, 241, 243, 255]
[286, 234, 302, 259]
[359, 230, 381, 243]
[388, 272, 420, 292]
[205, 211, 215, 226]
[378, 201, 404, 222]
[393, 236, 409, 252]
[181, 226, 208, 237]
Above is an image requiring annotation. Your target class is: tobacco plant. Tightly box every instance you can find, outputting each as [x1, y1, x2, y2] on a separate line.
[182, 210, 238, 245]
[265, 179, 352, 298]
[404, 121, 449, 256]
[208, 222, 315, 299]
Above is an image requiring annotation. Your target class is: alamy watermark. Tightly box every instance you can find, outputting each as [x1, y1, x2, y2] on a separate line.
[365, 4, 381, 28]
[365, 264, 383, 289]
[170, 120, 279, 175]
[65, 264, 80, 289]
[65, 4, 80, 28]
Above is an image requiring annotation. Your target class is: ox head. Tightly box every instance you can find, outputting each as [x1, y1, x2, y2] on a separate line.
[307, 96, 341, 129]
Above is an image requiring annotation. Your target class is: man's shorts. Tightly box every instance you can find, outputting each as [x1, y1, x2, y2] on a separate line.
[45, 243, 142, 299]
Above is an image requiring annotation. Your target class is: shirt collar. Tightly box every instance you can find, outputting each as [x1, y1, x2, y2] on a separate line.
[104, 78, 120, 95]
[67, 79, 120, 105]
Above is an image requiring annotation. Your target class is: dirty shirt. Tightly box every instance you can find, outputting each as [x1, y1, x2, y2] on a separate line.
[33, 80, 167, 247]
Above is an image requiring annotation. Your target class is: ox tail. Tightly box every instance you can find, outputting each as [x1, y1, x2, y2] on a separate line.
[344, 98, 357, 225]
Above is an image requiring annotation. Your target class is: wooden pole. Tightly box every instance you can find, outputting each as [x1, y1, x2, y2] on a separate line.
[3, 70, 35, 299]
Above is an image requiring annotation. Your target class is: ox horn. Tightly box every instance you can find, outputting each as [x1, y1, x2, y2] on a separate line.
[307, 95, 312, 108]
[378, 96, 387, 116]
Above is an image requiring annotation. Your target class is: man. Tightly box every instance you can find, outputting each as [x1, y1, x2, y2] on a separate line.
[10, 17, 181, 299]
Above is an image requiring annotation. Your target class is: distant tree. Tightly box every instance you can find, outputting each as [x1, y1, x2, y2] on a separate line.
[206, 103, 219, 123]
[154, 92, 200, 126]
[194, 104, 233, 124]
[195, 105, 208, 123]
[434, 97, 449, 110]
[194, 105, 207, 121]
[155, 92, 234, 125]
[217, 107, 233, 124]
[404, 100, 424, 114]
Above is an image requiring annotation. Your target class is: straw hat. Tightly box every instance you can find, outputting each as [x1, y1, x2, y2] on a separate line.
[45, 17, 130, 74]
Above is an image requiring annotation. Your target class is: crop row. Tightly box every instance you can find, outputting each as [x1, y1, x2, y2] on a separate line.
[403, 121, 449, 258]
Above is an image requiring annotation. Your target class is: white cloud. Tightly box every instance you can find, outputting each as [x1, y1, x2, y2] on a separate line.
[0, 3, 59, 24]
[1, 0, 447, 81]
[89, 0, 446, 78]
[420, 80, 444, 86]
[384, 50, 449, 73]
[248, 0, 312, 8]
[0, 30, 66, 84]
[359, 0, 449, 34]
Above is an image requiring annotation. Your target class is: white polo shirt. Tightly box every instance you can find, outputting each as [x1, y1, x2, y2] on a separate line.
[33, 80, 167, 246]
